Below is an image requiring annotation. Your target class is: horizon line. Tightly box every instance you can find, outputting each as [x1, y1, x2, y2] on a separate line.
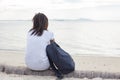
[0, 19, 120, 21]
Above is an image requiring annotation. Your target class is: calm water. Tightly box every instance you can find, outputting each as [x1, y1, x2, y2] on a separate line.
[0, 20, 120, 56]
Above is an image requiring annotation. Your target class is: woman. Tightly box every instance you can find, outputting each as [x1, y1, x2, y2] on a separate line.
[25, 13, 54, 71]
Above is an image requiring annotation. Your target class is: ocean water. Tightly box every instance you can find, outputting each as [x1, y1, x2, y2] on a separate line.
[0, 20, 120, 56]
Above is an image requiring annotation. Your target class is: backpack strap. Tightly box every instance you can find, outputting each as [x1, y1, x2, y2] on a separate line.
[47, 44, 63, 79]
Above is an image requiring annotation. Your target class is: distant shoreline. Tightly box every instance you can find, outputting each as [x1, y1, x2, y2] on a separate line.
[0, 20, 120, 22]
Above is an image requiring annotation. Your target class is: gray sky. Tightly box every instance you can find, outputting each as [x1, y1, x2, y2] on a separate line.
[0, 0, 120, 20]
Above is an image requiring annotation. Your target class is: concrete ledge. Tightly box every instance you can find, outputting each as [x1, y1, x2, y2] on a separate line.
[0, 64, 120, 79]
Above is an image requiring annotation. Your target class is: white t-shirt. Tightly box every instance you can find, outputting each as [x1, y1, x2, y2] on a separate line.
[25, 30, 54, 70]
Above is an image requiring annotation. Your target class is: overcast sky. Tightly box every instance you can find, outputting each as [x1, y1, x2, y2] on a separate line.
[0, 0, 120, 20]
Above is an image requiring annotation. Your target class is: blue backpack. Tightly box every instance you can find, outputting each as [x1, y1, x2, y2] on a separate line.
[46, 42, 75, 79]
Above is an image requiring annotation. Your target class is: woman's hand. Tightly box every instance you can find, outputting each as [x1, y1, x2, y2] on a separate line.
[50, 39, 55, 43]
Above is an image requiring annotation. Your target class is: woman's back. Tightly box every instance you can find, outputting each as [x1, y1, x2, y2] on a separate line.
[25, 30, 54, 70]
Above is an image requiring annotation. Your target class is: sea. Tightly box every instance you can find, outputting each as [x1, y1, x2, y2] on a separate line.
[0, 20, 120, 56]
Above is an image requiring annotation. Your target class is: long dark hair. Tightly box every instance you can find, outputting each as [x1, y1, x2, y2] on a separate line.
[29, 13, 48, 36]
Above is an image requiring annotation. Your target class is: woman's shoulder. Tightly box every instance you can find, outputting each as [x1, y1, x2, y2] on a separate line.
[44, 30, 54, 39]
[44, 30, 53, 35]
[27, 30, 54, 39]
[27, 30, 33, 36]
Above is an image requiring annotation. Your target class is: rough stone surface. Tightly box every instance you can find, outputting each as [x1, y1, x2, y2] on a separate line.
[0, 64, 120, 79]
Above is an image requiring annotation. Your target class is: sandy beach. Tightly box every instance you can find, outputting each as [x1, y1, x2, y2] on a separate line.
[0, 50, 120, 80]
[0, 50, 120, 72]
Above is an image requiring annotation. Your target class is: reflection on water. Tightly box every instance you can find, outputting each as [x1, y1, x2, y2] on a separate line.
[0, 20, 120, 56]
